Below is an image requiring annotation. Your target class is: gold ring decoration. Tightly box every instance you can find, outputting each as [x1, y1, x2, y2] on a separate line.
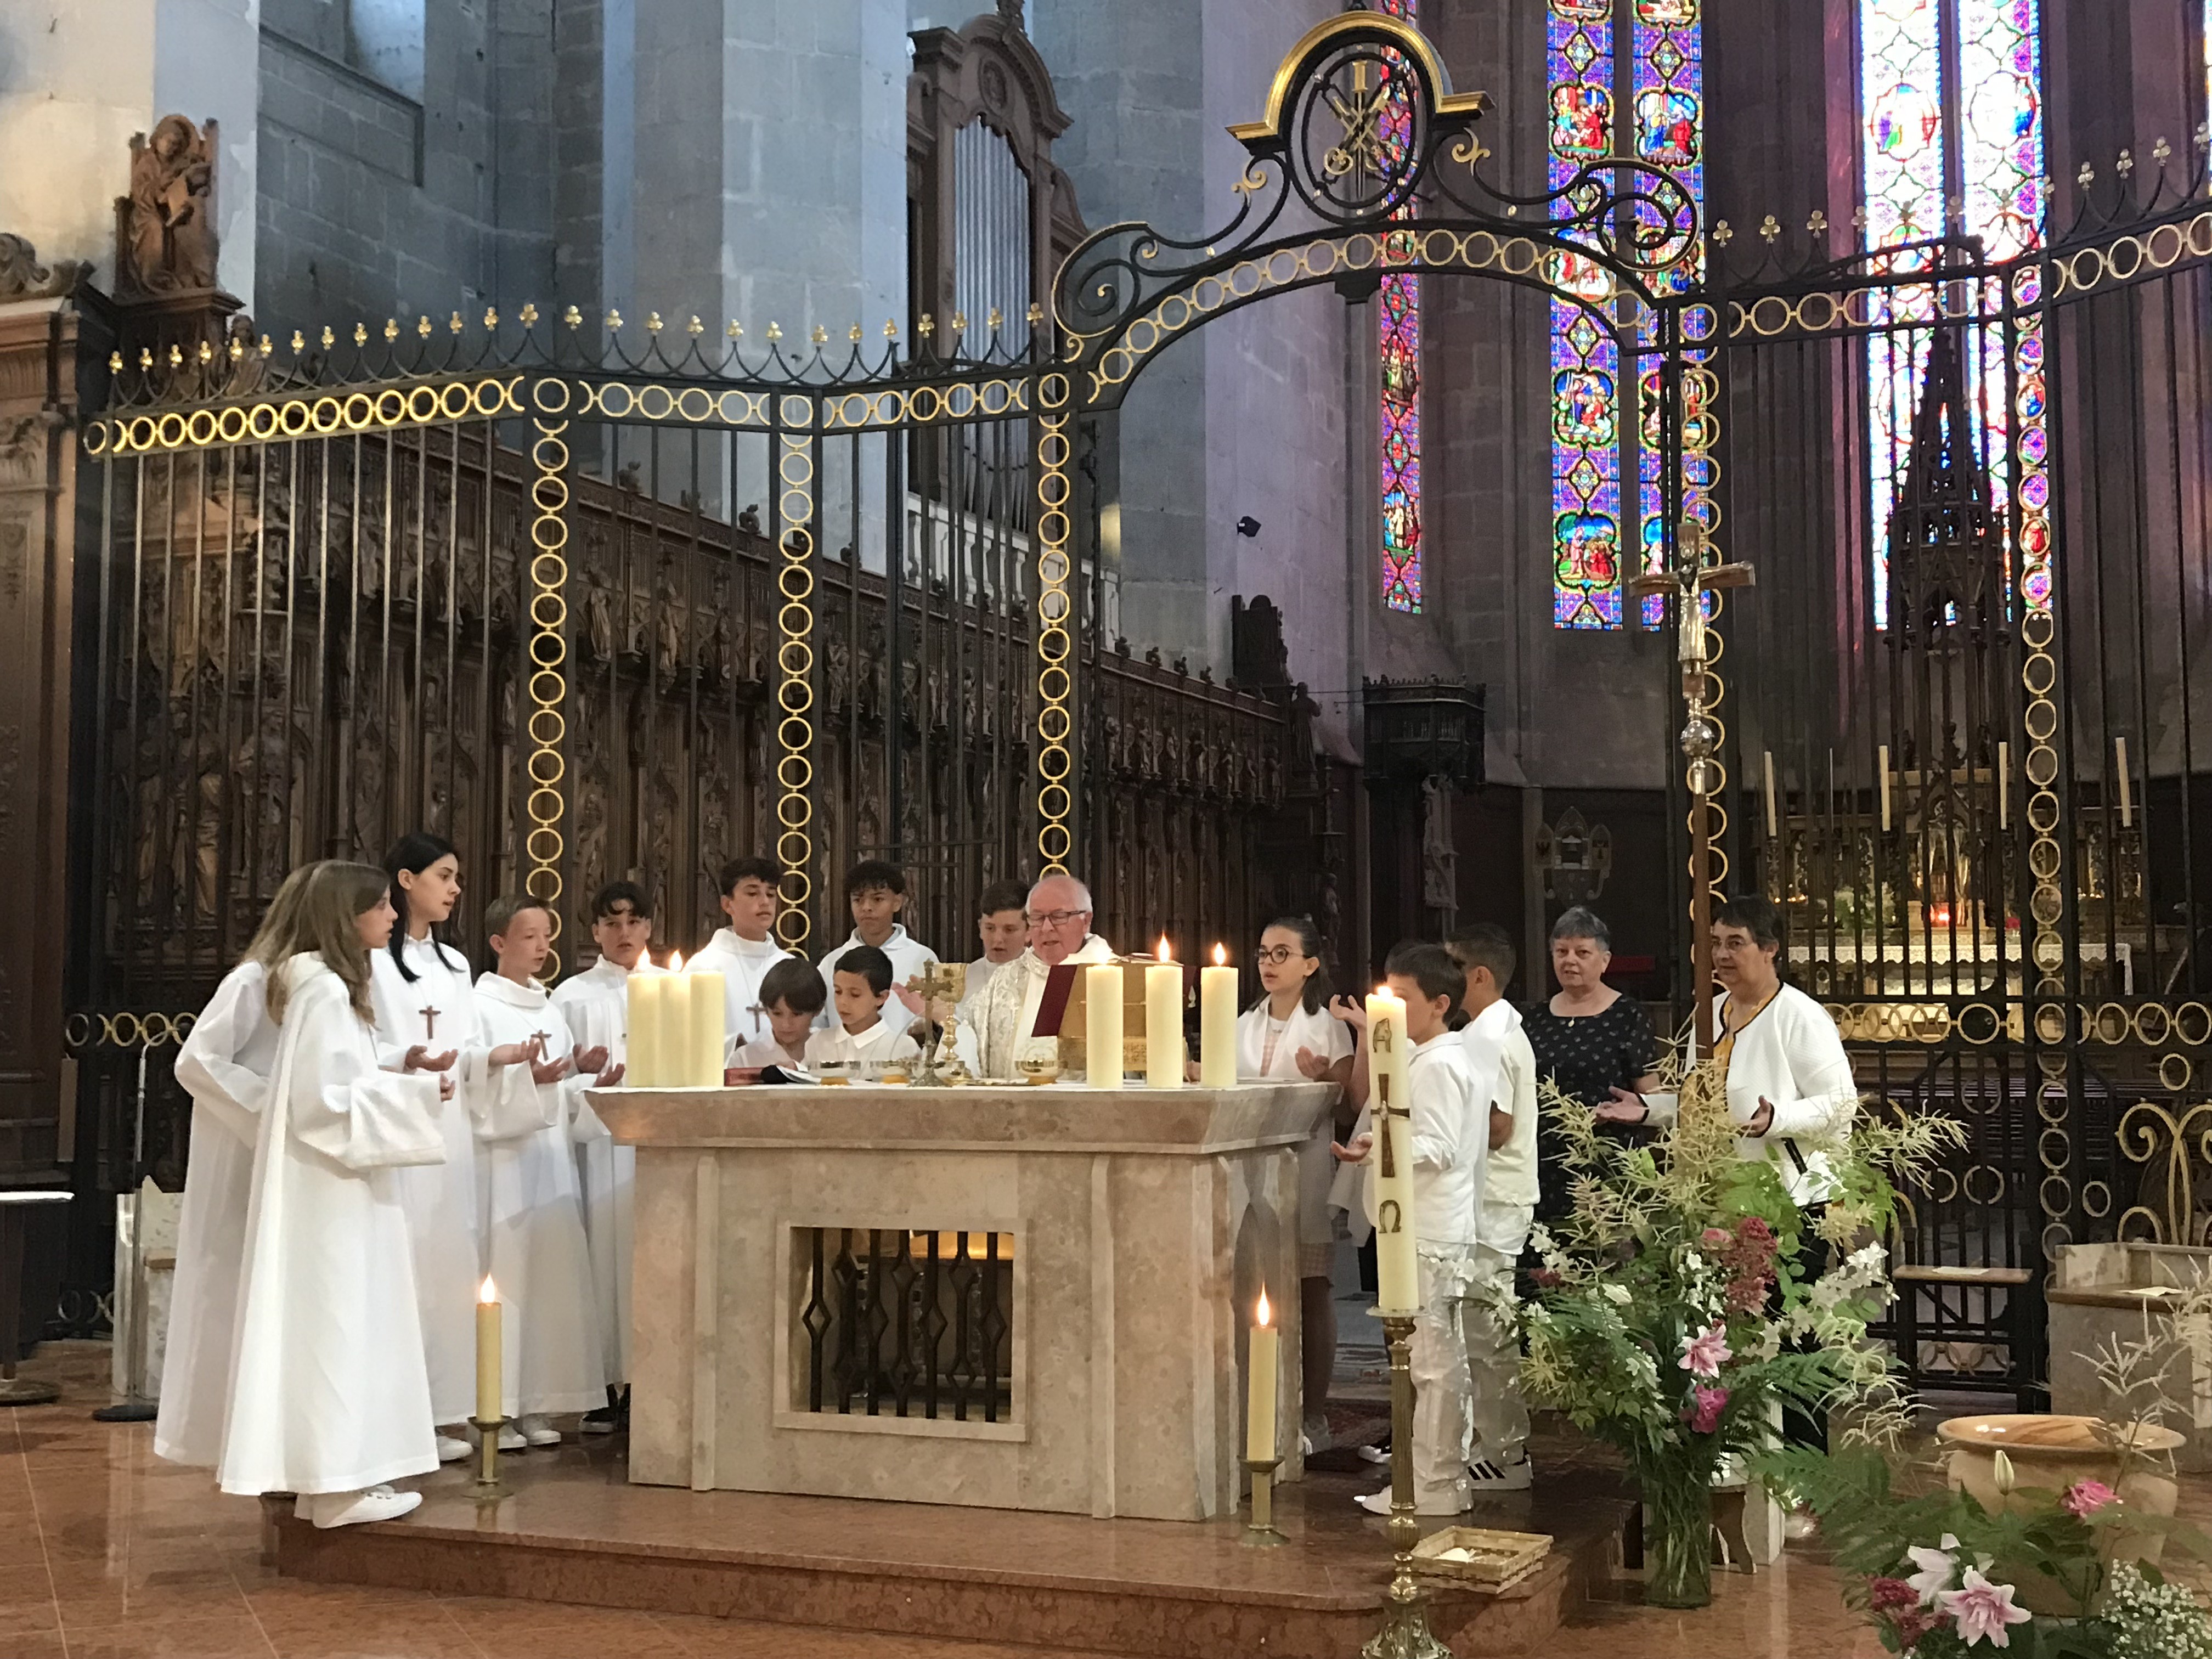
[775, 426, 817, 949]
[63, 1011, 196, 1051]
[1032, 374, 1076, 874]
[85, 378, 518, 455]
[526, 397, 571, 978]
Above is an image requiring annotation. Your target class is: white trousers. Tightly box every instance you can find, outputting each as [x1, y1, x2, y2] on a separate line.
[1409, 1246, 1476, 1511]
[1466, 1201, 1533, 1468]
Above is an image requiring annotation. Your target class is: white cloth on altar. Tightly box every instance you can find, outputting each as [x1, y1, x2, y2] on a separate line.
[371, 933, 533, 1424]
[814, 924, 939, 1028]
[1236, 1000, 1351, 1251]
[156, 961, 280, 1470]
[958, 933, 1116, 1080]
[471, 973, 606, 1417]
[688, 928, 794, 1056]
[549, 954, 661, 1381]
[803, 1017, 921, 1070]
[217, 953, 445, 1497]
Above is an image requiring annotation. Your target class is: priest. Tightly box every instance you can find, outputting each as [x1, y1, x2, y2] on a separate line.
[960, 873, 1115, 1079]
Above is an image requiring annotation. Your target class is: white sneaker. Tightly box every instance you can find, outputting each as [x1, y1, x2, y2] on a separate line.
[465, 1422, 527, 1452]
[1468, 1455, 1533, 1492]
[517, 1414, 562, 1448]
[1356, 1486, 1468, 1517]
[300, 1486, 423, 1529]
[434, 1434, 470, 1463]
[1356, 1439, 1392, 1466]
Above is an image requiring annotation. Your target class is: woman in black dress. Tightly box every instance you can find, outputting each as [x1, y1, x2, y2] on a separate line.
[1523, 906, 1662, 1222]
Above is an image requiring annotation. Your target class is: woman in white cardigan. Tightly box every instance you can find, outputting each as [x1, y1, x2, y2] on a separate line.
[1595, 893, 1856, 1206]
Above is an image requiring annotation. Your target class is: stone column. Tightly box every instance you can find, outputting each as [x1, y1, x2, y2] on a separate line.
[0, 0, 259, 300]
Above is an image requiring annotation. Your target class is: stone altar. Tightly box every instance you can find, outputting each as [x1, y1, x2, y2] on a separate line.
[589, 1081, 1334, 1522]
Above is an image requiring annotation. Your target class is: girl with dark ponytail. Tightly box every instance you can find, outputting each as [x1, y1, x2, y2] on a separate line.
[382, 832, 466, 985]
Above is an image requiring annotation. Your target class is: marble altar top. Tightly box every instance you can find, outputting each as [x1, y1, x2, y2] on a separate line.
[586, 1080, 1336, 1156]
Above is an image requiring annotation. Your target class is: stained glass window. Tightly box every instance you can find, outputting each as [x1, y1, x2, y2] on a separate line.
[1548, 0, 1703, 630]
[1859, 0, 2045, 619]
[1379, 0, 1423, 613]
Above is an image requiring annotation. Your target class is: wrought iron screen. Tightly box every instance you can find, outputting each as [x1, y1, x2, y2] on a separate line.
[794, 1227, 1015, 1421]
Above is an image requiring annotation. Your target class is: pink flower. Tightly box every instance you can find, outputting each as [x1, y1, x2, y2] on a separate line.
[1677, 1323, 1731, 1378]
[2061, 1479, 2117, 1518]
[1701, 1227, 1733, 1249]
[1683, 1384, 1728, 1434]
[1532, 1268, 1562, 1289]
[1867, 1577, 1920, 1615]
[1935, 1567, 2033, 1647]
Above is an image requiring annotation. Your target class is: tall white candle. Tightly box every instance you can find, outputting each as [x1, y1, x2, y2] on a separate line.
[627, 972, 667, 1087]
[1146, 938, 1183, 1089]
[1086, 962, 1125, 1086]
[1200, 944, 1238, 1088]
[1246, 1287, 1279, 1462]
[1365, 986, 1419, 1316]
[476, 1275, 503, 1423]
[688, 972, 726, 1085]
[662, 951, 693, 1086]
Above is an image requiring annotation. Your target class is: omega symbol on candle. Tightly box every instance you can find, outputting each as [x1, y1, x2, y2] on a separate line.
[1378, 1198, 1403, 1235]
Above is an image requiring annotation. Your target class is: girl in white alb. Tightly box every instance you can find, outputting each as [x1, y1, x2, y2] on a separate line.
[1237, 917, 1353, 1454]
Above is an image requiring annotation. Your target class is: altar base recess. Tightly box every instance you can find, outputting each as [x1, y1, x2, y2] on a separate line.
[590, 1081, 1334, 1522]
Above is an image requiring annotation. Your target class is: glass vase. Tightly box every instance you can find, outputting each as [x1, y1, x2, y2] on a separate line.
[1639, 1465, 1714, 1610]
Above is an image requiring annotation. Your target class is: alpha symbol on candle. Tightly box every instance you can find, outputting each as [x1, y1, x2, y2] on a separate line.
[1372, 1022, 1393, 1054]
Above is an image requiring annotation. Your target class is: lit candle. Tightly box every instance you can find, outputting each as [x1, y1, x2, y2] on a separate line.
[1246, 1287, 1279, 1462]
[1086, 962, 1124, 1086]
[627, 970, 667, 1087]
[688, 970, 726, 1086]
[1200, 944, 1238, 1088]
[1365, 985, 1419, 1317]
[662, 951, 692, 1087]
[1146, 938, 1183, 1089]
[476, 1274, 503, 1423]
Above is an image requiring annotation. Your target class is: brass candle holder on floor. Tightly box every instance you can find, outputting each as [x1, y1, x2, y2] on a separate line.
[1363, 1312, 1449, 1659]
[1243, 1455, 1285, 1547]
[469, 1415, 511, 1502]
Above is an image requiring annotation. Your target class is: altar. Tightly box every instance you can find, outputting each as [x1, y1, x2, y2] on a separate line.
[589, 1081, 1334, 1523]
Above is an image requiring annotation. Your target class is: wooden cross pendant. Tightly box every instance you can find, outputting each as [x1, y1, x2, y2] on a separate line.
[420, 1005, 440, 1040]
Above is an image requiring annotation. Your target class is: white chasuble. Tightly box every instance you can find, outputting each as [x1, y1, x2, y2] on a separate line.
[962, 934, 1115, 1080]
[689, 928, 794, 1054]
[471, 973, 606, 1417]
[371, 933, 533, 1424]
[156, 960, 280, 1470]
[218, 954, 445, 1497]
[548, 954, 661, 1381]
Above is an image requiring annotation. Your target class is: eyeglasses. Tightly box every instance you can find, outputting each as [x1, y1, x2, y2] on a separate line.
[1254, 946, 1308, 967]
[1025, 909, 1091, 928]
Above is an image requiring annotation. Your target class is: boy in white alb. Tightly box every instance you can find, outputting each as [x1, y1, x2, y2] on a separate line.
[547, 881, 661, 1423]
[815, 859, 939, 1028]
[690, 857, 795, 1059]
[472, 898, 610, 1447]
[1338, 943, 1483, 1516]
[804, 945, 923, 1070]
[1447, 924, 1538, 1492]
[732, 959, 827, 1075]
[963, 879, 1031, 1008]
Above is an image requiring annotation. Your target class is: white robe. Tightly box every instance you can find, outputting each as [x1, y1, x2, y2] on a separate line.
[218, 954, 445, 1497]
[803, 1018, 922, 1069]
[548, 955, 662, 1381]
[688, 928, 795, 1056]
[814, 924, 939, 1028]
[156, 961, 280, 1469]
[371, 933, 533, 1424]
[1236, 1000, 1353, 1251]
[959, 934, 1116, 1079]
[471, 973, 607, 1417]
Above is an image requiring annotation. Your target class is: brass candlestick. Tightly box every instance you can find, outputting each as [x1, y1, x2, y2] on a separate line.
[469, 1415, 510, 1501]
[1363, 1312, 1450, 1659]
[1243, 1455, 1286, 1547]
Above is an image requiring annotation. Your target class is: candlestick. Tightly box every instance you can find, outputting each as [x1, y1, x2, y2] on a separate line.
[1145, 939, 1182, 1089]
[688, 971, 726, 1085]
[1085, 962, 1124, 1086]
[662, 952, 693, 1087]
[1246, 1288, 1279, 1462]
[1200, 944, 1238, 1088]
[1243, 1455, 1286, 1548]
[1365, 1311, 1448, 1658]
[476, 1276, 503, 1424]
[627, 971, 667, 1087]
[1365, 987, 1418, 1318]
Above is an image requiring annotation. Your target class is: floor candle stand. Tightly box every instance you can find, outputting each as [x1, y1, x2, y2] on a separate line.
[1362, 1312, 1449, 1659]
[469, 1415, 511, 1502]
[1243, 1455, 1285, 1547]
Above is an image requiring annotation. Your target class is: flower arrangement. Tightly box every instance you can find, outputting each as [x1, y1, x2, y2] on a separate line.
[1513, 1054, 1963, 1606]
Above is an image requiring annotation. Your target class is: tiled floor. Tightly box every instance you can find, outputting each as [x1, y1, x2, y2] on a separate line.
[0, 1339, 2099, 1659]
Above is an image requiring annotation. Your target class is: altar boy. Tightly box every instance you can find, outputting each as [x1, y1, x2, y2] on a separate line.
[815, 860, 939, 1027]
[691, 857, 795, 1057]
[805, 945, 923, 1070]
[1338, 942, 1482, 1515]
[474, 898, 610, 1446]
[732, 958, 826, 1077]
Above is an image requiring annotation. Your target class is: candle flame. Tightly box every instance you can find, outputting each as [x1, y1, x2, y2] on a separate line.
[479, 1275, 498, 1303]
[1156, 936, 1172, 962]
[1255, 1288, 1272, 1326]
[1212, 942, 1226, 966]
[668, 950, 685, 973]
